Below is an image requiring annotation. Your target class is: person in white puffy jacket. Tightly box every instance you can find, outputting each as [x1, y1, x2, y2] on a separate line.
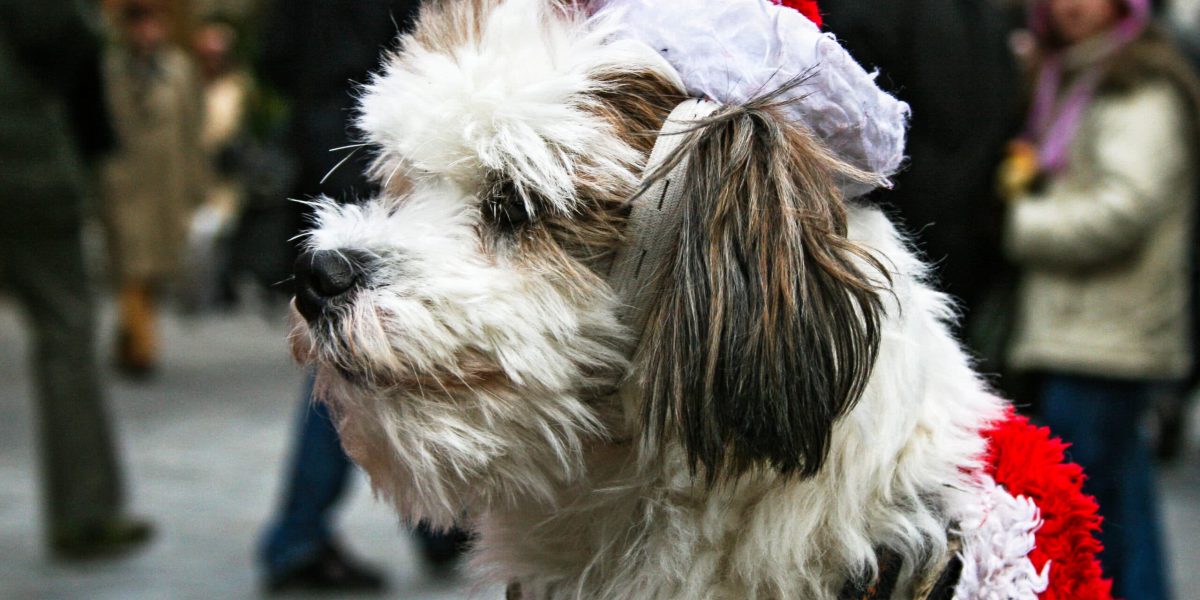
[1001, 0, 1200, 597]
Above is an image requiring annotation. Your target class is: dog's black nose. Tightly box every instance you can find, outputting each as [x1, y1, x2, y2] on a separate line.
[294, 249, 369, 321]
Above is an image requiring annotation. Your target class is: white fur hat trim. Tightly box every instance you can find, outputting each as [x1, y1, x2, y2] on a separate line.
[590, 0, 910, 196]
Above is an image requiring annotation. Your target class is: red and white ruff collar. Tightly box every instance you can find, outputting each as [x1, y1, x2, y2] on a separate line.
[965, 412, 1112, 599]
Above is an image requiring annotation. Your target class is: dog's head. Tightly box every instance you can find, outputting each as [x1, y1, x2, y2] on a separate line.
[291, 0, 892, 525]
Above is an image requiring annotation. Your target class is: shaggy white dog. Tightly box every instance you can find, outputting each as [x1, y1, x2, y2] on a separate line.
[289, 1, 1043, 598]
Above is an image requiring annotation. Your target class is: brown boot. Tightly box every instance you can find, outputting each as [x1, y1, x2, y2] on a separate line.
[116, 282, 158, 377]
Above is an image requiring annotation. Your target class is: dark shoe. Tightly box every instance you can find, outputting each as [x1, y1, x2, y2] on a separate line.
[1157, 405, 1187, 463]
[51, 517, 155, 561]
[415, 523, 470, 575]
[266, 540, 387, 594]
[115, 330, 157, 380]
[115, 359, 157, 380]
[1155, 391, 1191, 463]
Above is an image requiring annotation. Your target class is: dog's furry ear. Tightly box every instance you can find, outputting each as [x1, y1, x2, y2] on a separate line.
[639, 94, 889, 484]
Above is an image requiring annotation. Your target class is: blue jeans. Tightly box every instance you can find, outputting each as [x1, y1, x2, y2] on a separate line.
[260, 372, 353, 576]
[1040, 373, 1172, 600]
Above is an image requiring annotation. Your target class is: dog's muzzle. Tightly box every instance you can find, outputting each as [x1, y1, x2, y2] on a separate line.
[294, 249, 372, 322]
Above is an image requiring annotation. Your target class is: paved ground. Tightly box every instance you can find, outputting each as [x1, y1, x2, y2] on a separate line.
[0, 299, 494, 600]
[0, 297, 1197, 599]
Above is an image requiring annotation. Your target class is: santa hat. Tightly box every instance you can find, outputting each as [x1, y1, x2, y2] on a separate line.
[588, 0, 909, 196]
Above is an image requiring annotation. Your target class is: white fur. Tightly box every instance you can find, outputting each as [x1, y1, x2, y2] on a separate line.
[295, 1, 1016, 597]
[303, 182, 628, 526]
[476, 208, 1008, 599]
[356, 0, 678, 213]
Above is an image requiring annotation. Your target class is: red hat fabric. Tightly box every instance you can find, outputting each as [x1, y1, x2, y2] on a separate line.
[775, 0, 822, 27]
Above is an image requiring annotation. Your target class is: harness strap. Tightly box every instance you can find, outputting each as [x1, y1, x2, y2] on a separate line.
[605, 99, 721, 344]
[838, 537, 964, 600]
[506, 549, 963, 600]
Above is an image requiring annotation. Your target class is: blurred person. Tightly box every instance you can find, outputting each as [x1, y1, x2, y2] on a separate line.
[999, 0, 1200, 597]
[101, 0, 206, 376]
[0, 0, 153, 559]
[256, 0, 467, 593]
[182, 16, 251, 312]
[820, 0, 1021, 375]
[1157, 0, 1200, 463]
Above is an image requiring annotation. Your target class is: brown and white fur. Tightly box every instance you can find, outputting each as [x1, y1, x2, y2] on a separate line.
[290, 0, 1007, 597]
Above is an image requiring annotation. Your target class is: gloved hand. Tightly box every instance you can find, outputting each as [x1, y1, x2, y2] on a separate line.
[997, 140, 1041, 202]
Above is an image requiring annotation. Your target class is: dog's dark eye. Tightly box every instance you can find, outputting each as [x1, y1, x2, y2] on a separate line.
[485, 179, 532, 230]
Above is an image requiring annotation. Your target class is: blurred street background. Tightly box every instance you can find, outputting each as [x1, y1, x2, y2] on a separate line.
[0, 298, 493, 599]
[5, 0, 1200, 598]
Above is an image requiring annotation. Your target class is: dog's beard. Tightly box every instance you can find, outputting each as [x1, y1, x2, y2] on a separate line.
[290, 265, 629, 528]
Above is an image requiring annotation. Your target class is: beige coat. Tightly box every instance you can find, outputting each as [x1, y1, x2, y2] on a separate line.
[102, 46, 205, 283]
[1006, 81, 1195, 380]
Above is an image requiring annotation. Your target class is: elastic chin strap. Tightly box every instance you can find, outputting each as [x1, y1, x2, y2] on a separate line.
[605, 99, 721, 348]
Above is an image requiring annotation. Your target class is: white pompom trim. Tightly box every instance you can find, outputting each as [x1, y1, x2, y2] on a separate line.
[953, 475, 1050, 600]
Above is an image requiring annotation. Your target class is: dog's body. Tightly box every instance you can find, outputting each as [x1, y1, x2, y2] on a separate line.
[290, 1, 1091, 597]
[306, 195, 1002, 598]
[468, 207, 1006, 599]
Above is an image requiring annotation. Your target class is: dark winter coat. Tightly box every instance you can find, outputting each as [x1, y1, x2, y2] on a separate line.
[0, 0, 106, 236]
[260, 0, 423, 196]
[254, 0, 424, 285]
[821, 0, 1021, 316]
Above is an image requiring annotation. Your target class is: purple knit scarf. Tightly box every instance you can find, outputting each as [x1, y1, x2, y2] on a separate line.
[1025, 0, 1151, 173]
